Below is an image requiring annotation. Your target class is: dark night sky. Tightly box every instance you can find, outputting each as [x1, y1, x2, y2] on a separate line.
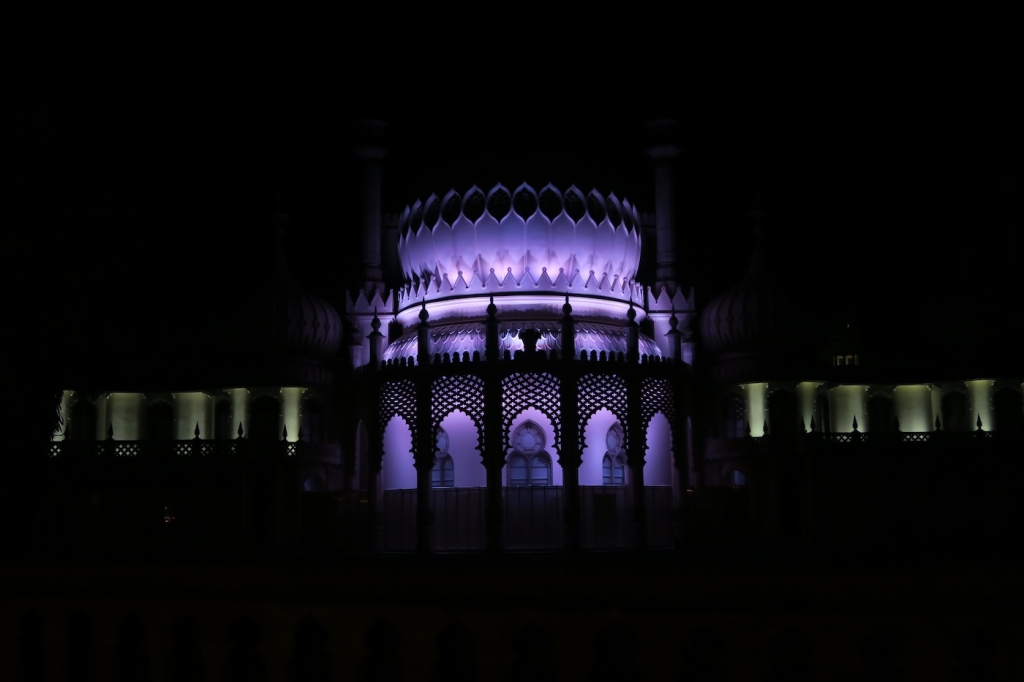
[7, 30, 1021, 362]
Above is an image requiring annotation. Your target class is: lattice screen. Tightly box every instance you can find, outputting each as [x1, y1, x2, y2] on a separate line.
[431, 374, 486, 453]
[379, 379, 418, 449]
[501, 372, 562, 451]
[577, 372, 629, 452]
[641, 377, 677, 447]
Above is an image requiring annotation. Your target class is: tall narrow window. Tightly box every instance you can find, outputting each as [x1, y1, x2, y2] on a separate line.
[508, 454, 529, 486]
[602, 423, 626, 485]
[431, 427, 454, 488]
[530, 453, 552, 486]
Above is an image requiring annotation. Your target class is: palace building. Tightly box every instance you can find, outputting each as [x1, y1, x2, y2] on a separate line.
[43, 120, 1023, 555]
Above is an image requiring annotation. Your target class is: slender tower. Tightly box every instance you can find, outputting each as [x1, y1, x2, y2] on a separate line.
[353, 120, 388, 292]
[646, 119, 681, 291]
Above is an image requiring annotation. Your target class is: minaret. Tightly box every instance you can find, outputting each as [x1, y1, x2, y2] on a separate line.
[645, 120, 695, 364]
[646, 119, 681, 291]
[353, 120, 388, 291]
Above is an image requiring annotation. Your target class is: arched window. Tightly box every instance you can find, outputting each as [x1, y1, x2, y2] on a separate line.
[721, 394, 745, 438]
[507, 421, 552, 486]
[508, 453, 529, 486]
[431, 427, 454, 488]
[602, 423, 626, 485]
[530, 452, 552, 486]
[728, 469, 747, 486]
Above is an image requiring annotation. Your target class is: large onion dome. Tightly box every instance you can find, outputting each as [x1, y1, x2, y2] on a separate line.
[395, 182, 644, 308]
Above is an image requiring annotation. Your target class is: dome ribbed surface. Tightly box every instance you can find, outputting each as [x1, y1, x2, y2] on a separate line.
[396, 182, 642, 289]
[700, 248, 779, 357]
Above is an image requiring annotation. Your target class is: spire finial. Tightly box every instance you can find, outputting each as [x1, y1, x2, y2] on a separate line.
[419, 299, 429, 323]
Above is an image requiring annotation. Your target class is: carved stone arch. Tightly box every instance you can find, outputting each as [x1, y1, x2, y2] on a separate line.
[641, 377, 677, 450]
[379, 379, 417, 452]
[431, 374, 486, 454]
[577, 372, 628, 454]
[501, 372, 561, 452]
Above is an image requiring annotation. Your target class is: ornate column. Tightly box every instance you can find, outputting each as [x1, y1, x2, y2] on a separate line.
[173, 391, 213, 440]
[830, 385, 868, 433]
[893, 384, 934, 432]
[796, 382, 821, 433]
[413, 304, 434, 552]
[625, 307, 646, 549]
[483, 297, 505, 552]
[559, 298, 581, 551]
[741, 383, 768, 437]
[106, 392, 143, 440]
[966, 379, 995, 431]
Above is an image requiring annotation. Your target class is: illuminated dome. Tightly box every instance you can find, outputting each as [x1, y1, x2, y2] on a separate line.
[395, 182, 643, 309]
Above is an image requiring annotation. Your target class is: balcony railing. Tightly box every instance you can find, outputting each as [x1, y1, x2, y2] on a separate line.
[47, 439, 338, 460]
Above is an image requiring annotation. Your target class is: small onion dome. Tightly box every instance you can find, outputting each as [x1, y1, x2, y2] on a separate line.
[699, 245, 778, 357]
[220, 211, 342, 363]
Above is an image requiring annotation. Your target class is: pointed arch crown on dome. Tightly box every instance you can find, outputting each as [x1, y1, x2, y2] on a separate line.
[395, 182, 644, 306]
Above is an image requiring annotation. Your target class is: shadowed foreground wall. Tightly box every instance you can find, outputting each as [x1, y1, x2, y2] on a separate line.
[3, 555, 1021, 680]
